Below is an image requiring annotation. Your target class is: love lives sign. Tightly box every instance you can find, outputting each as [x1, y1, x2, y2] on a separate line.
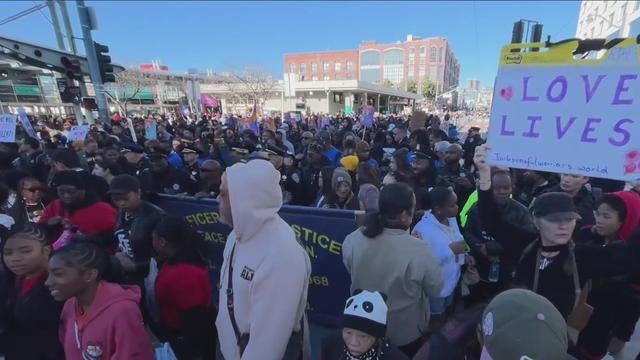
[488, 66, 640, 180]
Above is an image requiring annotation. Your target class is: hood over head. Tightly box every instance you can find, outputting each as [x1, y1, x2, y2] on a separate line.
[225, 159, 282, 242]
[612, 191, 640, 241]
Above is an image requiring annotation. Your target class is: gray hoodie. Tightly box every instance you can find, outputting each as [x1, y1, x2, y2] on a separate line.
[216, 159, 311, 360]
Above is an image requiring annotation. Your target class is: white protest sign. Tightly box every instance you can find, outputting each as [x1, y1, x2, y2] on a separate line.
[488, 65, 640, 181]
[0, 114, 17, 143]
[67, 125, 90, 142]
[17, 108, 37, 138]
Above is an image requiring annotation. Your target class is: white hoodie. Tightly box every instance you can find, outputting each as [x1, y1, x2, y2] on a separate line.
[216, 159, 311, 360]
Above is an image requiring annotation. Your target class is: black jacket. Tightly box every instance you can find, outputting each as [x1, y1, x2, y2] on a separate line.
[109, 201, 165, 283]
[0, 277, 64, 360]
[138, 167, 197, 196]
[465, 195, 535, 286]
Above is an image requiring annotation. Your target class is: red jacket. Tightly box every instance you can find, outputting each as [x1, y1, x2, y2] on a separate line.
[59, 282, 154, 360]
[39, 199, 116, 240]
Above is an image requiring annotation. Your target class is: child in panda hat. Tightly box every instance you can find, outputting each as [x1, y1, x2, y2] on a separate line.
[321, 290, 408, 360]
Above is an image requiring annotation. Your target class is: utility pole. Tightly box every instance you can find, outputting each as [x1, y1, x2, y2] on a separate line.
[76, 0, 110, 124]
[57, 0, 94, 123]
[48, 0, 84, 122]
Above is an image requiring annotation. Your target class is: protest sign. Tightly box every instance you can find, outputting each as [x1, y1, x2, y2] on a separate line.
[67, 125, 90, 142]
[145, 118, 157, 140]
[17, 108, 37, 138]
[152, 195, 356, 327]
[0, 114, 17, 143]
[488, 39, 640, 180]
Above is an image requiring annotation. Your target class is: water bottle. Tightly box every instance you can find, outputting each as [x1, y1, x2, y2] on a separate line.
[52, 225, 77, 251]
[488, 261, 500, 283]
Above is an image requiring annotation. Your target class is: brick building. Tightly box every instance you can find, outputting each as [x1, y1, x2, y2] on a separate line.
[284, 34, 460, 93]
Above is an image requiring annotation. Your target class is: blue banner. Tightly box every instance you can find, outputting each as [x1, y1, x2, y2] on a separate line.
[152, 195, 356, 327]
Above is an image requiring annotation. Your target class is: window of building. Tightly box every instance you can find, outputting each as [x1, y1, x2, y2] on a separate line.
[323, 75, 330, 80]
[335, 62, 342, 72]
[420, 57, 426, 65]
[361, 68, 381, 84]
[323, 62, 329, 73]
[289, 63, 296, 73]
[409, 57, 415, 65]
[335, 74, 343, 80]
[409, 47, 415, 56]
[312, 63, 317, 74]
[346, 61, 353, 72]
[312, 75, 318, 81]
[300, 63, 306, 74]
[429, 67, 437, 81]
[430, 47, 437, 62]
[420, 47, 426, 56]
[437, 47, 443, 63]
[609, 12, 615, 27]
[360, 51, 381, 66]
[346, 72, 353, 80]
[419, 68, 426, 77]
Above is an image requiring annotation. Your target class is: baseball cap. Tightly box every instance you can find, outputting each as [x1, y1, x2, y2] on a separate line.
[181, 146, 200, 155]
[531, 192, 581, 222]
[481, 289, 568, 360]
[108, 175, 141, 194]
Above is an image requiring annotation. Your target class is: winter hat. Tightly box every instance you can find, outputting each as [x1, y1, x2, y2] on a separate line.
[434, 141, 451, 153]
[342, 290, 388, 338]
[480, 289, 568, 360]
[332, 167, 352, 190]
[340, 155, 360, 172]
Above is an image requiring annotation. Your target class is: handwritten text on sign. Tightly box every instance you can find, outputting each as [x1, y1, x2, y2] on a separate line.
[488, 66, 640, 180]
[0, 115, 17, 143]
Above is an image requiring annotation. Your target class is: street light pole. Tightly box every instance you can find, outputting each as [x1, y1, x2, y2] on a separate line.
[76, 0, 110, 124]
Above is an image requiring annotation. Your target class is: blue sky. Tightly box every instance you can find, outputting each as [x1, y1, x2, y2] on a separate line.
[1, 1, 581, 88]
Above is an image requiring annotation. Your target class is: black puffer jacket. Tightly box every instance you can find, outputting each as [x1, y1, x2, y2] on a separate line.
[109, 201, 165, 284]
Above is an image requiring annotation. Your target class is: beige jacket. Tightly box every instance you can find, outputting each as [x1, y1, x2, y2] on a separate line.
[342, 228, 443, 346]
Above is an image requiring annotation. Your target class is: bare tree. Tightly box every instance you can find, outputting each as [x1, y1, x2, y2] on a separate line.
[104, 70, 160, 115]
[231, 67, 279, 113]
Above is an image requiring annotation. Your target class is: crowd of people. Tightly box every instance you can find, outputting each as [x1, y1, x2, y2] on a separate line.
[0, 108, 638, 360]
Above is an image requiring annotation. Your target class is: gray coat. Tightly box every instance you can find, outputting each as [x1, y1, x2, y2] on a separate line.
[342, 228, 444, 346]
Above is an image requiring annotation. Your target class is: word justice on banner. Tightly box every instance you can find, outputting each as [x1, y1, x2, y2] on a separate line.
[152, 195, 356, 327]
[488, 67, 640, 180]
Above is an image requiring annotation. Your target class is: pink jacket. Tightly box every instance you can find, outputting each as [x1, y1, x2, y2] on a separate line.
[59, 282, 155, 360]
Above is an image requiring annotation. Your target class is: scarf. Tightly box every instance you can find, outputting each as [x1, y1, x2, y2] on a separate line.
[343, 341, 384, 360]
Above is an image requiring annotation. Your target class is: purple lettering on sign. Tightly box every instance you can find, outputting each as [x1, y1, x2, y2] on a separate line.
[580, 117, 601, 143]
[546, 76, 568, 103]
[500, 115, 515, 136]
[555, 116, 576, 139]
[609, 118, 634, 146]
[580, 74, 606, 103]
[522, 115, 542, 138]
[612, 74, 637, 105]
[521, 76, 539, 102]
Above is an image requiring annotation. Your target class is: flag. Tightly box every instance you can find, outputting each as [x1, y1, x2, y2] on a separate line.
[200, 94, 219, 107]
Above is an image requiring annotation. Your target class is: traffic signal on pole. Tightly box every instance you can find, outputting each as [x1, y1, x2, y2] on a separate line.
[94, 42, 115, 83]
[60, 56, 83, 81]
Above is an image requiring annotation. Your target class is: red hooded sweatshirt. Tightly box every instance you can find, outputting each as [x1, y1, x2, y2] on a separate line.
[613, 191, 640, 241]
[59, 282, 154, 360]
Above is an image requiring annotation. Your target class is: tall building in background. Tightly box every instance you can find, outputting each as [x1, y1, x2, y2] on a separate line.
[284, 34, 460, 93]
[576, 1, 640, 39]
[467, 79, 480, 91]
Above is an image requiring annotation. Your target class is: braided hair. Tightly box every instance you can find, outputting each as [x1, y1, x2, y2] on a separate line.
[152, 215, 208, 267]
[52, 242, 107, 280]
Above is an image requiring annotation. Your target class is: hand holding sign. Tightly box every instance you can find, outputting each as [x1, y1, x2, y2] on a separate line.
[67, 126, 89, 142]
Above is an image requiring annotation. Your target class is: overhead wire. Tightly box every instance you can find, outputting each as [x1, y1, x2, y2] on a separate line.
[33, 0, 53, 26]
[0, 2, 48, 27]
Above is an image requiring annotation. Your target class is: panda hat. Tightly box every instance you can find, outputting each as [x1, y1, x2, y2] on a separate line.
[342, 289, 388, 338]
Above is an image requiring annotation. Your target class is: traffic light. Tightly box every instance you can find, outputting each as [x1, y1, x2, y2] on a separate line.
[94, 42, 115, 83]
[60, 56, 83, 81]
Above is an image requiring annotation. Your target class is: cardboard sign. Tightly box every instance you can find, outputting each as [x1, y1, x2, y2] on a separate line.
[0, 115, 17, 143]
[67, 125, 89, 142]
[488, 41, 640, 180]
[17, 108, 37, 138]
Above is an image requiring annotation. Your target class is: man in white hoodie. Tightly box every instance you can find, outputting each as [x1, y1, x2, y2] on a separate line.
[216, 159, 311, 360]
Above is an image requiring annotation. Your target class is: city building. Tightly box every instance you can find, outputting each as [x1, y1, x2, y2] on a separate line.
[576, 0, 640, 39]
[284, 34, 460, 93]
[467, 79, 480, 91]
